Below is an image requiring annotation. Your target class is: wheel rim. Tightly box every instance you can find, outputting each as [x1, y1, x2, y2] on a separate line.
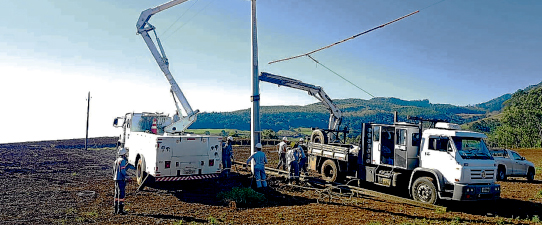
[416, 183, 433, 202]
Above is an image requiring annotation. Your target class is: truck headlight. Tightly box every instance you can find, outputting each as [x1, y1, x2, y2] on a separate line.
[495, 186, 500, 192]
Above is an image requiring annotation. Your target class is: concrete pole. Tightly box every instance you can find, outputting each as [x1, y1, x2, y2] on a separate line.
[85, 91, 90, 151]
[250, 0, 261, 173]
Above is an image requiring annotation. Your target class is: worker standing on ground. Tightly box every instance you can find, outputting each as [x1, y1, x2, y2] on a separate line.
[276, 137, 288, 170]
[246, 143, 268, 189]
[222, 136, 234, 177]
[297, 138, 308, 176]
[286, 145, 300, 184]
[112, 148, 135, 215]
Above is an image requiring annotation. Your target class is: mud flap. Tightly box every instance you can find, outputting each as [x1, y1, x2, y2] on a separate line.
[137, 174, 150, 191]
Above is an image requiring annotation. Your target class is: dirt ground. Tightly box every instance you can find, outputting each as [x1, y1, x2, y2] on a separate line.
[1, 137, 542, 224]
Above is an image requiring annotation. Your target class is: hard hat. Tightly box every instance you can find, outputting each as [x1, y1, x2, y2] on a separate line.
[227, 136, 233, 141]
[255, 143, 262, 149]
[118, 148, 127, 156]
[299, 138, 304, 142]
[282, 137, 288, 141]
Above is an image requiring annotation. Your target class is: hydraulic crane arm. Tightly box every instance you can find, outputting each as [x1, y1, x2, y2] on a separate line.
[259, 72, 342, 130]
[136, 0, 198, 133]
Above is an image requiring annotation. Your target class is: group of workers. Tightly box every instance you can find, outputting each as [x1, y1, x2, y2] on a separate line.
[277, 137, 307, 184]
[111, 136, 306, 214]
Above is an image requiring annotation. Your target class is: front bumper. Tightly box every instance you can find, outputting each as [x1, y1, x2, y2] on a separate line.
[452, 183, 501, 201]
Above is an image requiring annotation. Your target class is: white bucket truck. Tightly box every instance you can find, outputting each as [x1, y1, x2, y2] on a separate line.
[113, 0, 223, 187]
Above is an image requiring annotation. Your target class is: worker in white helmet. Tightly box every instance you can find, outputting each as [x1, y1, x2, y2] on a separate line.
[222, 136, 234, 177]
[297, 138, 308, 175]
[112, 147, 135, 215]
[286, 144, 300, 184]
[246, 143, 268, 188]
[276, 137, 288, 170]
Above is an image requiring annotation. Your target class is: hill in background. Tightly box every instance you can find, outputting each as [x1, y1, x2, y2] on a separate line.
[192, 80, 542, 138]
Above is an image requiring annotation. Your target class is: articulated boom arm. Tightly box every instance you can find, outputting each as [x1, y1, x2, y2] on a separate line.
[259, 72, 342, 130]
[136, 0, 198, 133]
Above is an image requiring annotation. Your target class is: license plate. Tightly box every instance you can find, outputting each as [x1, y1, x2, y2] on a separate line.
[481, 187, 490, 193]
[184, 169, 195, 174]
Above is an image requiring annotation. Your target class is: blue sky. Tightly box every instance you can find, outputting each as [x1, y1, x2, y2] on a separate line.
[1, 0, 541, 143]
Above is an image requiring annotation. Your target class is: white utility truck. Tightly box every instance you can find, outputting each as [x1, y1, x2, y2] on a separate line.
[308, 114, 501, 204]
[113, 0, 222, 187]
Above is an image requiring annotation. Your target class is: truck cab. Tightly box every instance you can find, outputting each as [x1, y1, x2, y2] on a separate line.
[358, 121, 500, 204]
[415, 123, 499, 202]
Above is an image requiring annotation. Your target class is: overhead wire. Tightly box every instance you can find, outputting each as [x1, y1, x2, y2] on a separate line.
[164, 0, 216, 41]
[266, 0, 447, 98]
[306, 55, 375, 98]
[161, 0, 200, 37]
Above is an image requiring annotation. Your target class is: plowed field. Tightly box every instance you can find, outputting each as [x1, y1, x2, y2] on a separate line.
[1, 137, 541, 224]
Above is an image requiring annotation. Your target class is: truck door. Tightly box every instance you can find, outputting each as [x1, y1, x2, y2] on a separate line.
[420, 136, 459, 183]
[371, 126, 381, 164]
[510, 151, 527, 175]
[394, 128, 407, 168]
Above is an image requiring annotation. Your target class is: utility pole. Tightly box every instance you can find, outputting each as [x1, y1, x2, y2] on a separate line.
[85, 92, 91, 150]
[250, 0, 261, 173]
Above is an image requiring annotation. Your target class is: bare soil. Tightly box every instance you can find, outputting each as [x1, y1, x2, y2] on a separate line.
[1, 137, 542, 224]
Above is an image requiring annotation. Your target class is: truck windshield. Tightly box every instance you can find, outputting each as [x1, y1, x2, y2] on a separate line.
[452, 137, 492, 160]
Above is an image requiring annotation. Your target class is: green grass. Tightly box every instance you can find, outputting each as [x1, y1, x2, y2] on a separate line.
[217, 187, 266, 207]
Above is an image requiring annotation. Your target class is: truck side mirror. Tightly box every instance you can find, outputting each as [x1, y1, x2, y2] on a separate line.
[113, 117, 124, 128]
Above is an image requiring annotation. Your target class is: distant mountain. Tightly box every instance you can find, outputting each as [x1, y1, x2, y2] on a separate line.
[474, 80, 542, 113]
[192, 97, 487, 135]
[474, 94, 512, 113]
[193, 81, 542, 136]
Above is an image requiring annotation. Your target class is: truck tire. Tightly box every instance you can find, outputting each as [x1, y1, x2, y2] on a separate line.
[497, 167, 507, 181]
[311, 130, 327, 144]
[136, 157, 147, 186]
[321, 159, 338, 182]
[411, 177, 437, 204]
[527, 168, 535, 182]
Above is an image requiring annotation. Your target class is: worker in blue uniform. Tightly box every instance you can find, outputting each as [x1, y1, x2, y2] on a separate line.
[297, 138, 308, 176]
[246, 143, 268, 189]
[222, 136, 234, 177]
[287, 145, 300, 184]
[113, 148, 135, 215]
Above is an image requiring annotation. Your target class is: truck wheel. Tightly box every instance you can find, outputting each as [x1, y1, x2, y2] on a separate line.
[311, 130, 327, 144]
[527, 168, 535, 182]
[136, 157, 147, 186]
[321, 159, 338, 182]
[411, 177, 437, 204]
[497, 167, 507, 181]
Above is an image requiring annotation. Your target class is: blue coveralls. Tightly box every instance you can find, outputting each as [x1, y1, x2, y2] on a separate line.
[247, 151, 268, 188]
[222, 141, 233, 176]
[113, 156, 135, 211]
[298, 145, 308, 174]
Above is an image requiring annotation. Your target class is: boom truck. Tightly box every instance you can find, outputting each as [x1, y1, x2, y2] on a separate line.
[259, 72, 346, 142]
[112, 0, 222, 187]
[308, 113, 501, 204]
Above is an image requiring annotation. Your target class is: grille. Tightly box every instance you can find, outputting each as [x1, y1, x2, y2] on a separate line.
[471, 169, 494, 179]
